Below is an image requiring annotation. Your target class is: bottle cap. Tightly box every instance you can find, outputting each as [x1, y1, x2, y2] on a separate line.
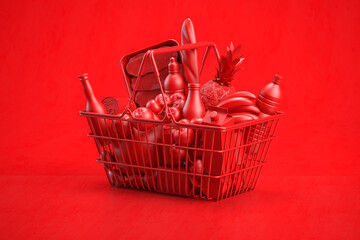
[210, 111, 219, 121]
[272, 74, 281, 85]
[79, 73, 88, 80]
[168, 57, 179, 73]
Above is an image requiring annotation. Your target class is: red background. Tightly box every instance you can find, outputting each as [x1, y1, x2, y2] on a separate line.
[1, 0, 359, 239]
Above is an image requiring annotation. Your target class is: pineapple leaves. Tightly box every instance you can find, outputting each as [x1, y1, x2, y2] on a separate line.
[215, 42, 245, 86]
[232, 45, 242, 59]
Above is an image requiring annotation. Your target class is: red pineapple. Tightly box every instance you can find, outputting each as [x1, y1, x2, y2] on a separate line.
[200, 42, 244, 108]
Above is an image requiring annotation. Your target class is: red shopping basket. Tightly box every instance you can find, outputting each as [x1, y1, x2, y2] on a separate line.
[79, 42, 283, 201]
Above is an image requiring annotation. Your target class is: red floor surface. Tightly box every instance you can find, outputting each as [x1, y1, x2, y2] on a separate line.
[1, 176, 359, 240]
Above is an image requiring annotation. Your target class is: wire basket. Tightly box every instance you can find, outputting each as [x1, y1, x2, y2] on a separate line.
[80, 41, 283, 201]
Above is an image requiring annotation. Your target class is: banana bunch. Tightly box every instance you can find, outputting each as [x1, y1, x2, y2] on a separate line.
[216, 91, 260, 124]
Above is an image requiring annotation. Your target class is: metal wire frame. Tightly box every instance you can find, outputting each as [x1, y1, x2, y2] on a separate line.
[80, 110, 282, 201]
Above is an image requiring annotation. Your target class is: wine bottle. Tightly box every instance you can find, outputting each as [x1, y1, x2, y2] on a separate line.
[79, 73, 108, 142]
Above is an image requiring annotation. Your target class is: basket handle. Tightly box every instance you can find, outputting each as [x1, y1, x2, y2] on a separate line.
[124, 42, 220, 123]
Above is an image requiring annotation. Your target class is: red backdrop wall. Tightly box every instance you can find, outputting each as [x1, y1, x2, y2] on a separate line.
[0, 0, 359, 177]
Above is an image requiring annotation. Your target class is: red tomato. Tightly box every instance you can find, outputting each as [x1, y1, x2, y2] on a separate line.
[173, 128, 195, 146]
[112, 113, 131, 139]
[146, 99, 162, 114]
[177, 119, 191, 133]
[131, 127, 160, 169]
[168, 107, 181, 121]
[190, 118, 203, 124]
[170, 146, 186, 166]
[170, 92, 186, 101]
[132, 107, 155, 131]
[155, 93, 171, 107]
[189, 159, 204, 174]
[178, 119, 190, 124]
[172, 99, 185, 110]
[153, 114, 162, 121]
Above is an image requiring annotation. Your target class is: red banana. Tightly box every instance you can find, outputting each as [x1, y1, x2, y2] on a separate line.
[216, 97, 253, 110]
[221, 91, 256, 102]
[229, 112, 259, 124]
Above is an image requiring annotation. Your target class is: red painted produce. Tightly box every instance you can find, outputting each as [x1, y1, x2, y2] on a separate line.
[132, 107, 155, 131]
[189, 159, 204, 174]
[178, 118, 190, 124]
[171, 99, 185, 110]
[168, 107, 181, 122]
[146, 99, 162, 114]
[181, 18, 199, 85]
[170, 92, 186, 101]
[171, 147, 186, 163]
[112, 113, 132, 138]
[155, 93, 171, 108]
[200, 43, 243, 108]
[229, 112, 259, 124]
[173, 127, 195, 146]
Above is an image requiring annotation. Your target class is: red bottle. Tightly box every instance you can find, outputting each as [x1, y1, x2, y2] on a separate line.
[256, 74, 282, 115]
[164, 57, 185, 95]
[79, 73, 108, 139]
[182, 83, 205, 120]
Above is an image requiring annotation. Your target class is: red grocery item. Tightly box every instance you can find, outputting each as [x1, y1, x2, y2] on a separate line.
[126, 48, 178, 77]
[181, 18, 199, 85]
[182, 83, 205, 120]
[130, 68, 168, 91]
[120, 39, 180, 107]
[78, 73, 108, 144]
[256, 74, 282, 115]
[164, 57, 185, 95]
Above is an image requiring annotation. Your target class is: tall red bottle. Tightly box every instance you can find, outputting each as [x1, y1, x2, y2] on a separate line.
[182, 83, 205, 120]
[164, 57, 185, 95]
[79, 73, 108, 141]
[256, 74, 282, 115]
